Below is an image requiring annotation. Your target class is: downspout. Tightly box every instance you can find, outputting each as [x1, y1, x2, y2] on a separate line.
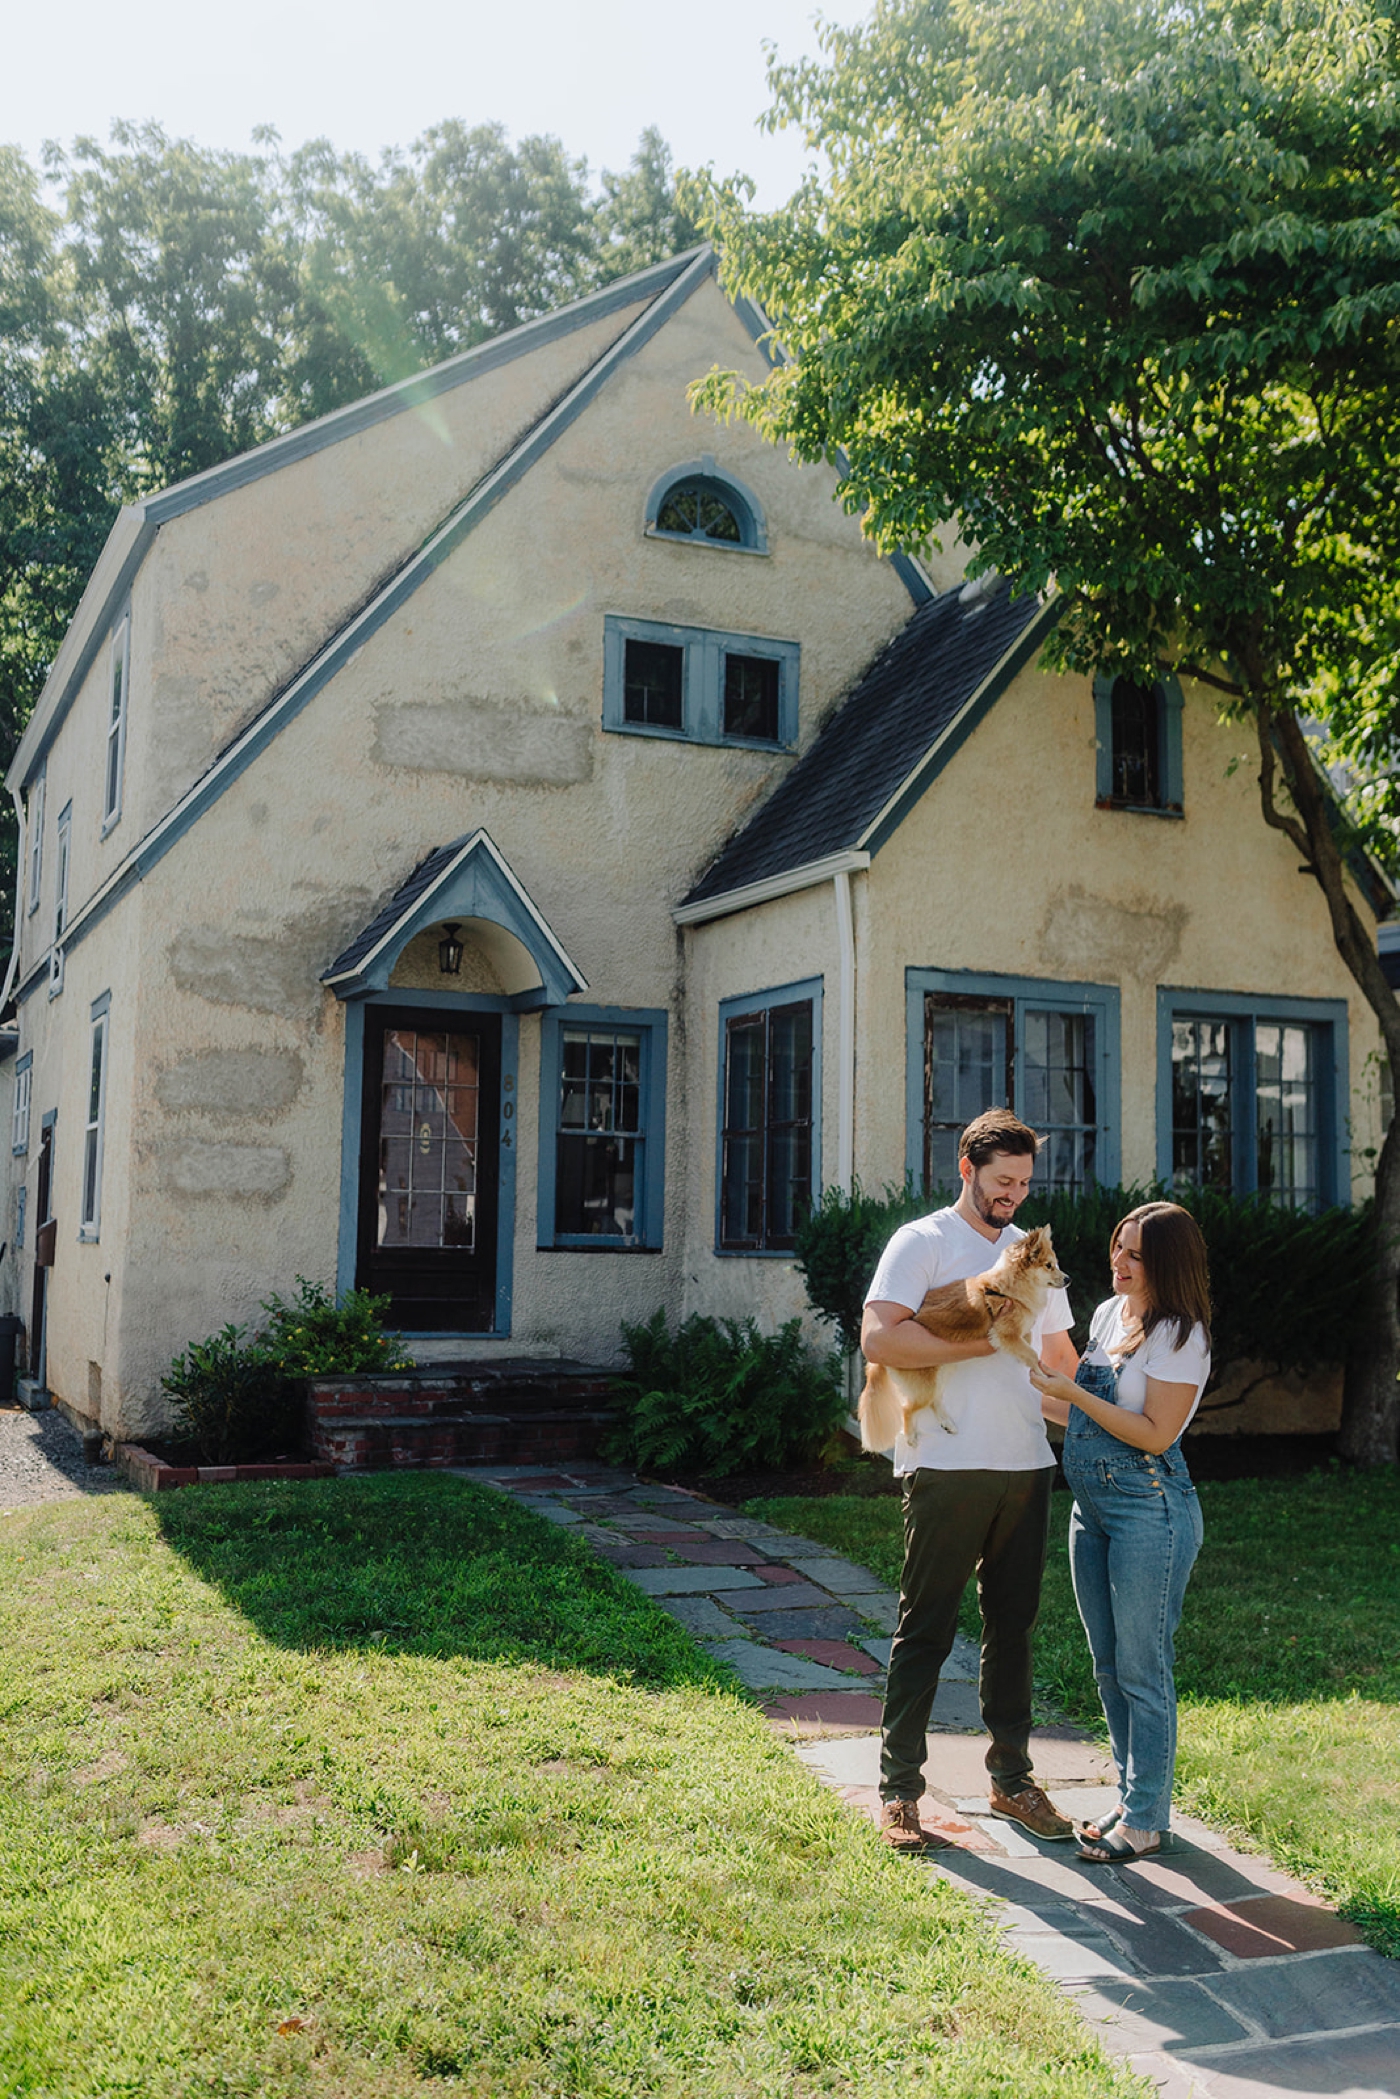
[833, 867, 856, 1191]
[0, 785, 26, 1012]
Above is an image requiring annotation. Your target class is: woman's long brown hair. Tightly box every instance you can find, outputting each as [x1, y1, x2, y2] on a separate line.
[1114, 1201, 1212, 1352]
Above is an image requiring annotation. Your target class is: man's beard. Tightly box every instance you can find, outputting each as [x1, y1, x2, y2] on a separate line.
[971, 1179, 1017, 1229]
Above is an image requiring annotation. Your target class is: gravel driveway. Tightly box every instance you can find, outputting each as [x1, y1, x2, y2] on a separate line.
[0, 1405, 119, 1509]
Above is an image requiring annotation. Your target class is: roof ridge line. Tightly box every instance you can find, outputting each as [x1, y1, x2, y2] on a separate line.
[31, 250, 719, 981]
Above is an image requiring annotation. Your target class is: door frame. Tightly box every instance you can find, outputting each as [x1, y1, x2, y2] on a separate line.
[338, 992, 519, 1335]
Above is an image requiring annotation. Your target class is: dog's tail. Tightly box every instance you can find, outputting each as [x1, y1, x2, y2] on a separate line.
[858, 1363, 903, 1453]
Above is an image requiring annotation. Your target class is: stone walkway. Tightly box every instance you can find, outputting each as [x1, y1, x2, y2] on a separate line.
[464, 1458, 1400, 2099]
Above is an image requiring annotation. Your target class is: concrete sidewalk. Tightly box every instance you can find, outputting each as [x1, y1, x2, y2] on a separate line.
[463, 1460, 1400, 2099]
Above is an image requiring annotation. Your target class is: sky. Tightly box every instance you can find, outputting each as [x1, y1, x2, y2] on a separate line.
[2, 0, 860, 206]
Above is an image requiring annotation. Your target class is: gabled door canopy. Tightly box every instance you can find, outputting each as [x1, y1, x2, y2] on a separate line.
[322, 829, 587, 1008]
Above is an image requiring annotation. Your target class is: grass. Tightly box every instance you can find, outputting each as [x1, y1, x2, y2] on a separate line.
[747, 1465, 1400, 1957]
[0, 1474, 1144, 2098]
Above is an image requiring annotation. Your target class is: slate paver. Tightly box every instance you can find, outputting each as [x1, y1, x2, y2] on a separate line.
[1182, 2026, 1400, 2096]
[773, 1638, 880, 1675]
[1201, 1945, 1400, 2039]
[713, 1582, 835, 1613]
[703, 1641, 865, 1693]
[751, 1564, 807, 1586]
[654, 1596, 750, 1641]
[622, 1565, 765, 1596]
[519, 1500, 584, 1524]
[619, 1521, 711, 1540]
[1183, 1894, 1366, 1959]
[785, 1555, 894, 1594]
[1065, 1978, 1253, 2054]
[763, 1692, 886, 1729]
[664, 1540, 772, 1566]
[731, 1605, 872, 1642]
[849, 1594, 900, 1633]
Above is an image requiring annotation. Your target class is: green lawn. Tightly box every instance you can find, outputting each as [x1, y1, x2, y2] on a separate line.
[0, 1475, 1142, 2098]
[748, 1466, 1400, 1956]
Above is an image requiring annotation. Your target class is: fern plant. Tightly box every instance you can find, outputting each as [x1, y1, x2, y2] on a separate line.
[606, 1309, 846, 1475]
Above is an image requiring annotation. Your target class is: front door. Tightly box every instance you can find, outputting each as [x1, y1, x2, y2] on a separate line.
[30, 1122, 54, 1379]
[356, 1009, 501, 1332]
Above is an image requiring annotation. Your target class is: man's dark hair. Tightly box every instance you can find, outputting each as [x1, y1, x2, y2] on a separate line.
[958, 1108, 1043, 1167]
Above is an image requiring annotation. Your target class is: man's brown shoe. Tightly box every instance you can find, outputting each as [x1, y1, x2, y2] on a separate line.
[879, 1798, 951, 1852]
[987, 1780, 1074, 1840]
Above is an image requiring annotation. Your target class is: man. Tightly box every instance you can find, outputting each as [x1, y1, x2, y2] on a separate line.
[862, 1107, 1079, 1851]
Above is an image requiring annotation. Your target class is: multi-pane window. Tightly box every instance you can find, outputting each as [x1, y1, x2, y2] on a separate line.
[923, 993, 1099, 1192]
[103, 617, 130, 828]
[555, 1028, 642, 1241]
[1170, 1008, 1326, 1210]
[537, 1007, 666, 1249]
[604, 617, 799, 749]
[721, 998, 815, 1250]
[49, 804, 71, 996]
[655, 479, 746, 544]
[376, 1028, 479, 1250]
[80, 1009, 109, 1236]
[26, 774, 44, 916]
[1109, 679, 1162, 807]
[909, 969, 1119, 1193]
[11, 1056, 31, 1155]
[1094, 673, 1183, 814]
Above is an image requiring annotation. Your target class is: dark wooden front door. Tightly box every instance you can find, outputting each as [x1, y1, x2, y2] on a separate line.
[30, 1122, 54, 1378]
[356, 1009, 501, 1332]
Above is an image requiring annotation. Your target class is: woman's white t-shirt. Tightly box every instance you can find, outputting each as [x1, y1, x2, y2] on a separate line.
[1083, 1297, 1211, 1425]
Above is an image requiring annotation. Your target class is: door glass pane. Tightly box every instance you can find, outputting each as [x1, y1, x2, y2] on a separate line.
[377, 1027, 480, 1249]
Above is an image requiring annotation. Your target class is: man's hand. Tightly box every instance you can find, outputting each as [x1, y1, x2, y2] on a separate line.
[861, 1299, 997, 1369]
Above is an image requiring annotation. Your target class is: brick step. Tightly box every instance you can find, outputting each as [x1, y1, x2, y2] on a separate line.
[306, 1358, 619, 1470]
[313, 1410, 615, 1470]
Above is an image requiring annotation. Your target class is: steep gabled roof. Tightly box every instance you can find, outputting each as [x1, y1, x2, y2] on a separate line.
[676, 578, 1054, 921]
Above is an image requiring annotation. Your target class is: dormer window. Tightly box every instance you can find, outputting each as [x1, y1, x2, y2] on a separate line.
[1094, 672, 1184, 816]
[644, 458, 767, 554]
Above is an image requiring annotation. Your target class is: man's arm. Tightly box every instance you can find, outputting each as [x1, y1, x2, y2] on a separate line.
[861, 1299, 996, 1369]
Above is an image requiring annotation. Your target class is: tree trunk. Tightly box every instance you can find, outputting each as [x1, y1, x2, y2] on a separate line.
[1256, 705, 1400, 1464]
[1340, 1113, 1400, 1464]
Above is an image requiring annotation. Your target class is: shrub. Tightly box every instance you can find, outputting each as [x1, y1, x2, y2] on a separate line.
[258, 1279, 416, 1377]
[605, 1309, 846, 1476]
[162, 1280, 413, 1463]
[160, 1325, 299, 1466]
[794, 1179, 1376, 1373]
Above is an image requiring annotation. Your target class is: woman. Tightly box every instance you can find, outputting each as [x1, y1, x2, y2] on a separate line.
[1029, 1202, 1210, 1864]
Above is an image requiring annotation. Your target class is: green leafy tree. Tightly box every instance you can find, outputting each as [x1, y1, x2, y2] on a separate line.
[595, 127, 702, 278]
[695, 0, 1400, 1461]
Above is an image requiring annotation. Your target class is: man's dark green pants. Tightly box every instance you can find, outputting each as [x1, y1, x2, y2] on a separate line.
[879, 1464, 1054, 1802]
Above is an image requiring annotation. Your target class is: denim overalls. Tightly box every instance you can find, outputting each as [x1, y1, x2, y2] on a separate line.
[1061, 1351, 1204, 1832]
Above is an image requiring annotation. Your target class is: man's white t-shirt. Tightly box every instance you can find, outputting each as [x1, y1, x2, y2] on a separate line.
[1080, 1298, 1211, 1426]
[865, 1207, 1073, 1475]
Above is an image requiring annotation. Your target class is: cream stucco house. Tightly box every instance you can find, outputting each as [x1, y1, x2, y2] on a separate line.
[1, 247, 1389, 1442]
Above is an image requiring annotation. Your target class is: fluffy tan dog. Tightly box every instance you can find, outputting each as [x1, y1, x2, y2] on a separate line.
[858, 1226, 1067, 1449]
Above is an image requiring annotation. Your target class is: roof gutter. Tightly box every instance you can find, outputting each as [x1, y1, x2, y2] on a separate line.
[672, 849, 871, 927]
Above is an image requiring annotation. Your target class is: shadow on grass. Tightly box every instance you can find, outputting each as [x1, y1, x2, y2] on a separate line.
[152, 1470, 726, 1691]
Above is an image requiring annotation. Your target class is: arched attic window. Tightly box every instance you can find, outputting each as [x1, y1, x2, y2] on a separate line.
[644, 457, 767, 553]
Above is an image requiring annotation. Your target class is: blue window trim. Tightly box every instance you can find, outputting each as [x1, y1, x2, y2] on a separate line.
[715, 976, 824, 1257]
[336, 989, 519, 1336]
[644, 455, 769, 555]
[78, 1005, 109, 1242]
[603, 615, 800, 751]
[1093, 672, 1184, 817]
[11, 1050, 31, 1158]
[101, 612, 131, 837]
[905, 967, 1122, 1188]
[536, 1004, 668, 1251]
[90, 989, 111, 1020]
[1155, 986, 1350, 1205]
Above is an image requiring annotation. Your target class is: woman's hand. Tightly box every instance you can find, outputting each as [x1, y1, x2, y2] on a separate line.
[1029, 1362, 1080, 1407]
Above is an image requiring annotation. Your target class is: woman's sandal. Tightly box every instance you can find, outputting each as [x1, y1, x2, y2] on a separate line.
[1076, 1806, 1123, 1844]
[1076, 1827, 1162, 1865]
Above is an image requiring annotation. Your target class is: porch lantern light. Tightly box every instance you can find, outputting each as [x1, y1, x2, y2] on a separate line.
[437, 922, 464, 976]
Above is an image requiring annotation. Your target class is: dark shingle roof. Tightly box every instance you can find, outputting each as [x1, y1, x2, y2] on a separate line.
[683, 579, 1047, 908]
[323, 839, 465, 981]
